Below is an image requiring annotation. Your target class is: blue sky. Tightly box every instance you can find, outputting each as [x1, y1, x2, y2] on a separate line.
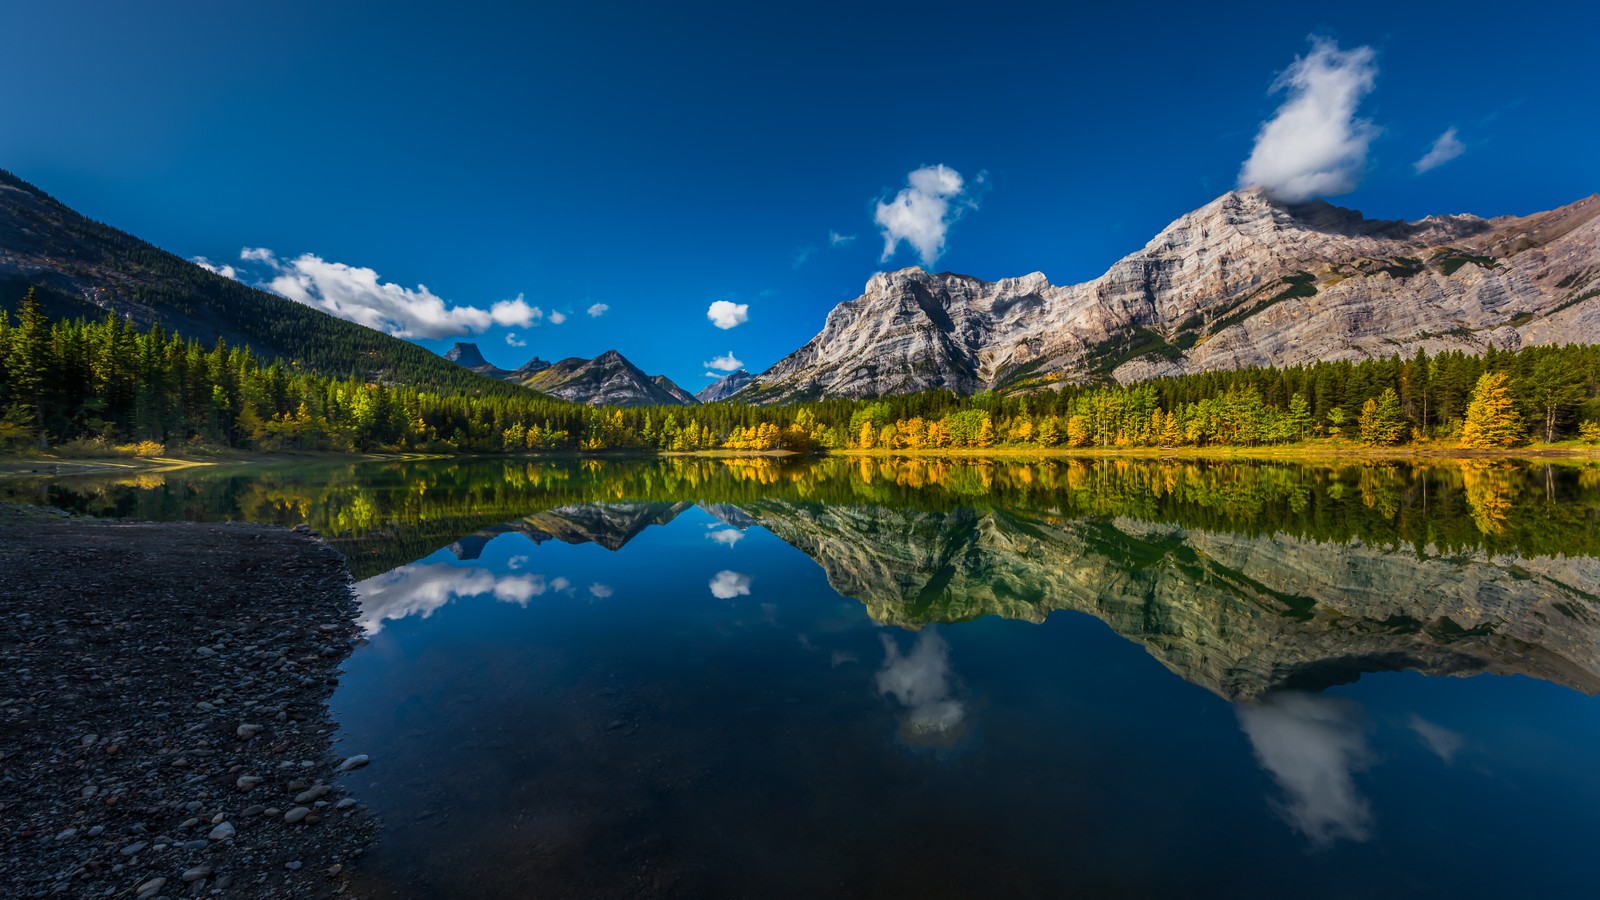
[3, 1, 1596, 388]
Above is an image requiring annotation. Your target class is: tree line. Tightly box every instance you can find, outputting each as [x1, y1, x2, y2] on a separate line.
[2, 289, 1598, 455]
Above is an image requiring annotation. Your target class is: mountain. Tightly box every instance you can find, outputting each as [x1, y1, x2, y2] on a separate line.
[695, 368, 754, 403]
[0, 169, 520, 394]
[735, 188, 1600, 402]
[653, 375, 698, 405]
[515, 349, 696, 407]
[442, 341, 550, 381]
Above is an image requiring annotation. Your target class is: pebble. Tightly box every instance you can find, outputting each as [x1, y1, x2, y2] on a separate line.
[86, 825, 104, 837]
[135, 876, 166, 898]
[179, 839, 209, 851]
[237, 723, 264, 739]
[283, 806, 312, 824]
[119, 840, 147, 855]
[182, 864, 213, 883]
[335, 798, 357, 810]
[180, 817, 200, 828]
[335, 754, 370, 772]
[295, 784, 330, 804]
[243, 804, 265, 816]
[236, 775, 264, 791]
[208, 821, 235, 841]
[286, 860, 303, 871]
[55, 828, 77, 841]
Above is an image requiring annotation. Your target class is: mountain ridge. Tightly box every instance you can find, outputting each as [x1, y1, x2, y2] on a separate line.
[735, 188, 1600, 402]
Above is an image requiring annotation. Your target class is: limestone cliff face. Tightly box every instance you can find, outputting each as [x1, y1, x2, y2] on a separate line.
[734, 500, 1600, 699]
[737, 189, 1600, 401]
[695, 369, 755, 403]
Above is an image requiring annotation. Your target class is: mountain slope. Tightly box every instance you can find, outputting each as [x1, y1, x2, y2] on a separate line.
[516, 350, 696, 407]
[442, 342, 550, 381]
[695, 369, 754, 403]
[0, 169, 520, 394]
[737, 188, 1600, 402]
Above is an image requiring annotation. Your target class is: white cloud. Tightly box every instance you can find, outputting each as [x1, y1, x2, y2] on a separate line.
[352, 563, 551, 634]
[1408, 714, 1463, 763]
[829, 230, 856, 246]
[707, 528, 744, 547]
[191, 256, 237, 280]
[1238, 38, 1379, 202]
[506, 333, 527, 347]
[875, 164, 971, 266]
[236, 247, 542, 340]
[1414, 127, 1465, 174]
[589, 583, 614, 598]
[877, 628, 965, 735]
[548, 310, 567, 325]
[709, 569, 751, 599]
[489, 294, 543, 327]
[587, 302, 609, 317]
[703, 351, 743, 371]
[1236, 692, 1372, 846]
[707, 300, 749, 330]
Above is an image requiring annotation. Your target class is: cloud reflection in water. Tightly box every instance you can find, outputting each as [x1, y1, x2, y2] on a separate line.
[877, 628, 966, 742]
[1236, 692, 1372, 847]
[354, 563, 558, 634]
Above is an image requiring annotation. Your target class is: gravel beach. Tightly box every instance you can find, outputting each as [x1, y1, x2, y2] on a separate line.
[0, 511, 377, 898]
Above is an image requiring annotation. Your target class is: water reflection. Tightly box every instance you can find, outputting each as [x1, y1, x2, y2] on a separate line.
[709, 570, 752, 599]
[353, 554, 570, 634]
[876, 628, 967, 744]
[1236, 693, 1373, 846]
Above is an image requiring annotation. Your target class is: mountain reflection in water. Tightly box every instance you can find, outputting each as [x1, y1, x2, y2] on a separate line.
[10, 456, 1600, 896]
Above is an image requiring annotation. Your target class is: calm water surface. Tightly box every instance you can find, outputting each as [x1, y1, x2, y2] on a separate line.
[10, 456, 1600, 897]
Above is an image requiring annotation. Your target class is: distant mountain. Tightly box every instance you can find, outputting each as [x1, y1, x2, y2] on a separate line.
[695, 368, 754, 403]
[0, 169, 519, 394]
[735, 188, 1600, 402]
[514, 349, 696, 407]
[442, 342, 550, 381]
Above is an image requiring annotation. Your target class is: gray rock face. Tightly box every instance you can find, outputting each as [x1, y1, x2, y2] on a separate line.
[518, 350, 696, 407]
[695, 369, 755, 403]
[441, 343, 550, 382]
[737, 189, 1600, 402]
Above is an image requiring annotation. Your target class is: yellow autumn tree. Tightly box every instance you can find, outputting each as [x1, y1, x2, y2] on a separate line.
[1459, 373, 1525, 448]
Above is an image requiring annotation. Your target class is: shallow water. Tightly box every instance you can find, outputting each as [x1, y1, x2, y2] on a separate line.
[11, 456, 1600, 897]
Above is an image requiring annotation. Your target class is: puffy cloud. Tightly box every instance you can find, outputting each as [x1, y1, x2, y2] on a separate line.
[191, 256, 237, 280]
[875, 164, 972, 266]
[506, 333, 527, 347]
[706, 527, 744, 548]
[703, 351, 743, 372]
[236, 247, 543, 340]
[1414, 127, 1465, 174]
[829, 230, 856, 246]
[588, 583, 614, 598]
[877, 628, 965, 735]
[1408, 714, 1463, 763]
[587, 302, 609, 317]
[1238, 38, 1379, 201]
[352, 563, 554, 634]
[1236, 692, 1373, 846]
[489, 294, 542, 327]
[709, 569, 751, 599]
[707, 300, 749, 330]
[548, 310, 567, 325]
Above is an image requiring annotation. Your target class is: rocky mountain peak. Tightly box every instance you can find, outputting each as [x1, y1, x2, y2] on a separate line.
[734, 189, 1600, 403]
[442, 342, 491, 368]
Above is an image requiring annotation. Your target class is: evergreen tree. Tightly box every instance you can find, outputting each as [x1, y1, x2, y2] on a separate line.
[1358, 388, 1407, 445]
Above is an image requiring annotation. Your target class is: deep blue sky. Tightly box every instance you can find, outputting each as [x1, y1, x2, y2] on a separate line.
[3, 1, 1596, 387]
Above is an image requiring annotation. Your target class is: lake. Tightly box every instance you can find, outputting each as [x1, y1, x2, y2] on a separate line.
[9, 455, 1600, 897]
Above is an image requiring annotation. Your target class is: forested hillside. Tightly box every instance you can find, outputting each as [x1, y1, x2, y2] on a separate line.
[3, 291, 1597, 455]
[0, 169, 520, 393]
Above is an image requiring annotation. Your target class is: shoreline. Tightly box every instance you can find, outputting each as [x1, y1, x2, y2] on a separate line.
[0, 511, 377, 897]
[2, 440, 1595, 478]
